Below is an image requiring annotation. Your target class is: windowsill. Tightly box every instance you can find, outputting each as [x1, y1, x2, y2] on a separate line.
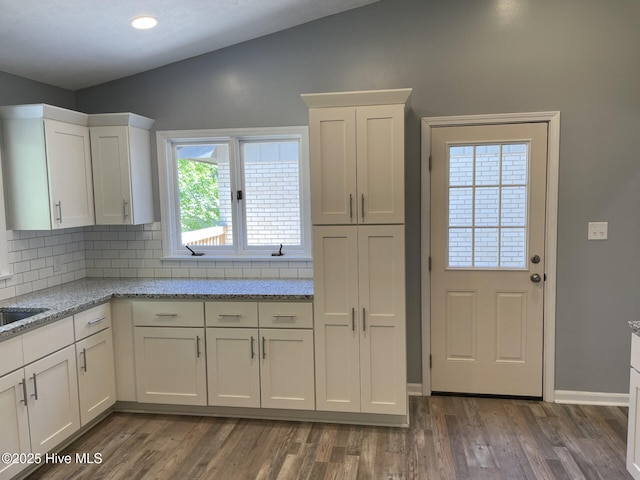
[160, 255, 312, 262]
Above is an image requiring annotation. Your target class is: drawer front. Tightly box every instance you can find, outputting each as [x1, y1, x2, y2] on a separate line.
[206, 302, 258, 327]
[632, 334, 640, 372]
[258, 302, 313, 329]
[133, 301, 204, 327]
[74, 303, 111, 341]
[22, 316, 74, 365]
[0, 335, 24, 377]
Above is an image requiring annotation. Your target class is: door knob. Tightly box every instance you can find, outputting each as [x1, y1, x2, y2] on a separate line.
[530, 273, 542, 283]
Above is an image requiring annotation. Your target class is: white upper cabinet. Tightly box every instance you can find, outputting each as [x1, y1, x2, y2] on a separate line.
[0, 104, 95, 230]
[303, 89, 411, 225]
[89, 113, 155, 225]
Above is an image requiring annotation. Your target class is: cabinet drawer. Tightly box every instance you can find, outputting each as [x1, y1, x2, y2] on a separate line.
[0, 335, 23, 377]
[133, 301, 204, 327]
[632, 334, 640, 372]
[22, 316, 74, 365]
[74, 303, 111, 341]
[206, 302, 258, 327]
[258, 302, 313, 329]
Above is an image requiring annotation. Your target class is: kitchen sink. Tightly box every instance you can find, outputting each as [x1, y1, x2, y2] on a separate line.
[0, 308, 48, 326]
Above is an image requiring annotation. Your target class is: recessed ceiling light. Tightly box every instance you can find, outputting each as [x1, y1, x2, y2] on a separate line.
[130, 16, 158, 30]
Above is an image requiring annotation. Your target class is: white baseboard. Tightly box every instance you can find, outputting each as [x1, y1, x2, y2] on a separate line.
[554, 390, 629, 407]
[407, 383, 423, 396]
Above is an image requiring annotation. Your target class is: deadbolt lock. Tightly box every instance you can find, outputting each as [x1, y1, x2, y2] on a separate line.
[531, 254, 541, 264]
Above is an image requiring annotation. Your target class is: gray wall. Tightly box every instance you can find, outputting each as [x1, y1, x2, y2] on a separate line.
[0, 71, 75, 108]
[47, 0, 640, 391]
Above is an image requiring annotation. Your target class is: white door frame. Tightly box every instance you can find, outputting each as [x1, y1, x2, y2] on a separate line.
[421, 112, 560, 402]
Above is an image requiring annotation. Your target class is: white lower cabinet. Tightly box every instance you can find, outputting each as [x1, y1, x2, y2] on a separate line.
[0, 370, 31, 480]
[260, 328, 315, 410]
[134, 326, 207, 406]
[206, 327, 260, 408]
[314, 225, 407, 416]
[206, 301, 315, 411]
[628, 334, 640, 479]
[76, 328, 116, 426]
[24, 345, 81, 454]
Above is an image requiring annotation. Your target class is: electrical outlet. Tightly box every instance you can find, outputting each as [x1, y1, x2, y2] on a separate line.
[53, 256, 63, 273]
[588, 222, 608, 240]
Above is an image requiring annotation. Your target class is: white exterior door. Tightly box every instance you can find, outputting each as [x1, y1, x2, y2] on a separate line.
[431, 123, 548, 397]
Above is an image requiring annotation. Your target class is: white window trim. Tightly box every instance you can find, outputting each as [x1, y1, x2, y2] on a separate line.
[156, 126, 311, 261]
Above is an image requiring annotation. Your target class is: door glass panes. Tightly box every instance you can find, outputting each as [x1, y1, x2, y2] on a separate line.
[448, 143, 528, 268]
[176, 143, 233, 246]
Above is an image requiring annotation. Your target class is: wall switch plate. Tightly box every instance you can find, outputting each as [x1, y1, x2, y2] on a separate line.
[588, 222, 608, 240]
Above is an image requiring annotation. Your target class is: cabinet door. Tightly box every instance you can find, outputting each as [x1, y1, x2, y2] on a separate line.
[206, 328, 260, 408]
[313, 226, 361, 412]
[76, 329, 116, 426]
[356, 104, 404, 224]
[90, 126, 131, 225]
[358, 225, 407, 415]
[44, 119, 95, 228]
[309, 107, 357, 225]
[628, 367, 640, 479]
[134, 327, 206, 405]
[0, 370, 30, 480]
[24, 345, 80, 454]
[260, 329, 315, 410]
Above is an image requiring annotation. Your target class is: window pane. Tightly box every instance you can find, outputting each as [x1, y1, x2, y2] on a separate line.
[449, 146, 474, 186]
[502, 144, 528, 185]
[449, 188, 472, 226]
[501, 187, 526, 227]
[474, 228, 499, 267]
[475, 145, 500, 185]
[177, 143, 232, 246]
[449, 228, 472, 267]
[475, 187, 499, 226]
[242, 141, 301, 246]
[500, 228, 526, 268]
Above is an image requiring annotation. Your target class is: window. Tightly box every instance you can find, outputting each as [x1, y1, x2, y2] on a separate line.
[157, 127, 310, 259]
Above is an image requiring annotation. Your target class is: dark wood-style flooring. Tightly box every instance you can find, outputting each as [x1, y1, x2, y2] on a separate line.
[28, 396, 632, 479]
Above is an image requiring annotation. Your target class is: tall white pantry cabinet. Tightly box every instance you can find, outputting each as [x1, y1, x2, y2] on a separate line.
[302, 89, 411, 417]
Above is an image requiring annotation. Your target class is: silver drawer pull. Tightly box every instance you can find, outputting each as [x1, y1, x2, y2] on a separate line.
[87, 316, 106, 325]
[218, 313, 242, 317]
[155, 313, 178, 317]
[272, 314, 296, 318]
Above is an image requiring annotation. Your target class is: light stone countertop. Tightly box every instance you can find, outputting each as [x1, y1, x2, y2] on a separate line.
[0, 277, 314, 340]
[630, 321, 640, 337]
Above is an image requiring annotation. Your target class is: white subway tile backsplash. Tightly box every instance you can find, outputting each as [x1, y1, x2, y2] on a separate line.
[0, 221, 313, 300]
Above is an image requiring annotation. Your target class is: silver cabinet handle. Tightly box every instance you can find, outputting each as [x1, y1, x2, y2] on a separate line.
[361, 194, 365, 221]
[155, 313, 178, 317]
[196, 336, 201, 358]
[88, 316, 106, 325]
[81, 348, 87, 372]
[123, 199, 129, 220]
[55, 201, 63, 223]
[262, 336, 266, 359]
[272, 314, 296, 318]
[218, 313, 242, 317]
[19, 379, 27, 406]
[349, 194, 353, 220]
[31, 373, 38, 400]
[250, 336, 255, 359]
[351, 307, 355, 332]
[362, 307, 366, 332]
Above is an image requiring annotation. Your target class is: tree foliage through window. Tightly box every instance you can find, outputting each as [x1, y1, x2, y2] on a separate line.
[177, 158, 220, 233]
